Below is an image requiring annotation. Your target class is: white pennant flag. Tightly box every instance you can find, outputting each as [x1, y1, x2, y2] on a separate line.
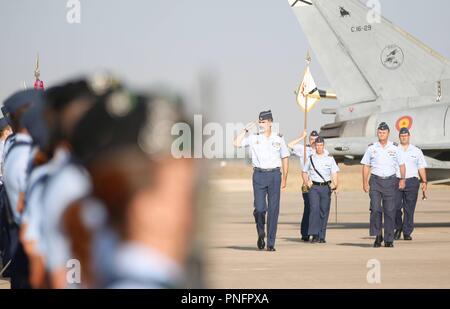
[296, 66, 321, 112]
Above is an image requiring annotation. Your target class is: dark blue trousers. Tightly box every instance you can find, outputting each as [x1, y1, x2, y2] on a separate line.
[252, 170, 281, 248]
[308, 185, 331, 240]
[300, 192, 310, 238]
[395, 177, 420, 236]
[369, 176, 399, 242]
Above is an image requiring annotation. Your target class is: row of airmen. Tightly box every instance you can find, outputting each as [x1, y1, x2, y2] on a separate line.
[234, 111, 427, 250]
[0, 75, 198, 289]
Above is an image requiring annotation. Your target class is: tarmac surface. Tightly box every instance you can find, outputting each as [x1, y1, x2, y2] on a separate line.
[204, 181, 450, 288]
[204, 159, 450, 289]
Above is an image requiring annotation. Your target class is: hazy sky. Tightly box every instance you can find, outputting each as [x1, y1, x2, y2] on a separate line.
[1, 0, 450, 143]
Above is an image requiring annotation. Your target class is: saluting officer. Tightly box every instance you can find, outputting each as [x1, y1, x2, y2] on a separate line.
[394, 127, 428, 241]
[288, 130, 329, 242]
[302, 136, 339, 243]
[234, 110, 290, 252]
[361, 122, 406, 248]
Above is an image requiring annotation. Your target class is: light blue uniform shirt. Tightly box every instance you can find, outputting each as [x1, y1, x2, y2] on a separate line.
[41, 149, 92, 272]
[241, 132, 290, 169]
[360, 141, 405, 177]
[22, 162, 51, 255]
[1, 135, 15, 171]
[78, 197, 118, 287]
[303, 153, 339, 182]
[0, 140, 5, 183]
[108, 242, 185, 289]
[3, 133, 33, 224]
[396, 144, 427, 179]
[22, 148, 69, 255]
[291, 144, 329, 168]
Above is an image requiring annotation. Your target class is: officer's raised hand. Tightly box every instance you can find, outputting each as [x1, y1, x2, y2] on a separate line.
[244, 121, 257, 132]
[233, 121, 257, 148]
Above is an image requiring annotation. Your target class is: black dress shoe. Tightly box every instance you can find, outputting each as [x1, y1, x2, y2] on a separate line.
[257, 236, 265, 250]
[267, 246, 276, 252]
[384, 242, 394, 248]
[374, 235, 383, 248]
[311, 235, 319, 243]
[394, 229, 402, 240]
[403, 235, 412, 241]
[301, 236, 310, 242]
[319, 239, 326, 244]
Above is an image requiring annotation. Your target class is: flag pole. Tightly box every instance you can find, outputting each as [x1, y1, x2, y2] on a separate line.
[303, 94, 308, 164]
[303, 51, 311, 167]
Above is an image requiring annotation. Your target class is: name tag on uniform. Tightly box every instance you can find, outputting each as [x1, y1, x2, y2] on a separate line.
[272, 142, 281, 150]
[387, 150, 396, 157]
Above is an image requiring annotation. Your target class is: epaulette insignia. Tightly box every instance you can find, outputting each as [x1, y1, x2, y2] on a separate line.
[368, 143, 374, 146]
[393, 142, 399, 146]
[278, 133, 283, 138]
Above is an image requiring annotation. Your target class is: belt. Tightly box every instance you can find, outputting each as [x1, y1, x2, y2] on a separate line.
[396, 177, 419, 180]
[253, 167, 280, 173]
[312, 181, 331, 186]
[371, 174, 396, 180]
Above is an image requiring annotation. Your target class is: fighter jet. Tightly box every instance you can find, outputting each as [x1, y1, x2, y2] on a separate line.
[288, 0, 450, 184]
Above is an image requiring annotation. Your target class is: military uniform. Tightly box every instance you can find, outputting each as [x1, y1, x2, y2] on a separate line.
[395, 129, 427, 239]
[240, 110, 289, 251]
[3, 135, 33, 224]
[302, 141, 339, 242]
[291, 131, 329, 240]
[107, 243, 184, 289]
[1, 90, 42, 289]
[41, 149, 92, 275]
[361, 123, 405, 246]
[21, 160, 53, 259]
[0, 117, 10, 184]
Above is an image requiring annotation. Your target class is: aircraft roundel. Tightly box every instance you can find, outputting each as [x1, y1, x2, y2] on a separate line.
[396, 116, 413, 131]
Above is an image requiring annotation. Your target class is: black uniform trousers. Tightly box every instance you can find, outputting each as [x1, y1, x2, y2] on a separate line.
[395, 177, 420, 236]
[252, 169, 281, 248]
[369, 175, 399, 242]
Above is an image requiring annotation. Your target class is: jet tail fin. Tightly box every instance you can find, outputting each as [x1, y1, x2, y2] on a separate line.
[289, 0, 450, 106]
